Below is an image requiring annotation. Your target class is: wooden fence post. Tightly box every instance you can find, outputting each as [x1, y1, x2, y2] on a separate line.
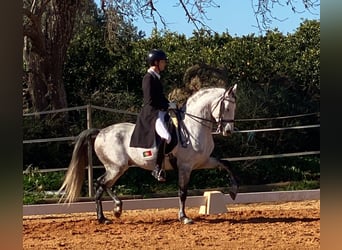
[87, 104, 94, 197]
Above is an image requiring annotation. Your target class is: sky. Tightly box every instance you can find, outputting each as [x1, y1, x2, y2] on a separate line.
[133, 1, 320, 37]
[95, 1, 320, 37]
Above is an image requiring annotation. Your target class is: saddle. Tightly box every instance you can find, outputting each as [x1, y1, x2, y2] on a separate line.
[139, 109, 189, 161]
[162, 109, 189, 154]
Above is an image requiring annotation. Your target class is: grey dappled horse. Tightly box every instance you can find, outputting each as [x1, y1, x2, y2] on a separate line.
[59, 84, 239, 224]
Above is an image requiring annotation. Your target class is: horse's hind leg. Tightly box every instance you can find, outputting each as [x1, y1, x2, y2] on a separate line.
[95, 167, 125, 224]
[105, 187, 122, 218]
[94, 183, 112, 224]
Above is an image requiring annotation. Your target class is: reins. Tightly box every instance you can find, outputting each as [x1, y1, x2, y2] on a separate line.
[180, 110, 235, 132]
[181, 110, 215, 124]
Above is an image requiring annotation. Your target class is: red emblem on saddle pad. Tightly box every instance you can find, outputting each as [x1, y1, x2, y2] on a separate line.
[143, 150, 152, 157]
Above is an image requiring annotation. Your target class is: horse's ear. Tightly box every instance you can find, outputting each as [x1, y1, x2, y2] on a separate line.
[232, 84, 237, 94]
[227, 84, 237, 96]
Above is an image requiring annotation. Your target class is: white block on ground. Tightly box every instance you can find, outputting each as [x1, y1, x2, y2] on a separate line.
[199, 191, 228, 215]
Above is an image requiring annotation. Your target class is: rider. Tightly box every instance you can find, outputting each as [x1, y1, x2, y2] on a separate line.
[130, 49, 176, 182]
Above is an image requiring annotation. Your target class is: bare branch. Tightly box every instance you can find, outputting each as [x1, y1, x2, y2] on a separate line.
[101, 0, 220, 37]
[143, 0, 168, 28]
[176, 0, 220, 32]
[252, 0, 320, 32]
[100, 0, 319, 37]
[23, 6, 46, 54]
[178, 0, 201, 30]
[23, 0, 51, 18]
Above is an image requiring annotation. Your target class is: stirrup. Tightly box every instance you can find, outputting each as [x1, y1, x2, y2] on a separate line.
[152, 169, 166, 182]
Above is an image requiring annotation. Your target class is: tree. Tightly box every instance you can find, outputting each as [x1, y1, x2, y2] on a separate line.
[23, 0, 86, 113]
[63, 11, 144, 109]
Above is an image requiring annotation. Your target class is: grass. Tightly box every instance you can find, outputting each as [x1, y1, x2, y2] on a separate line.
[271, 180, 320, 191]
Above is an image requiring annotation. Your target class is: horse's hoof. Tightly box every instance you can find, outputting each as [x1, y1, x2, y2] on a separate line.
[180, 217, 194, 224]
[229, 191, 237, 200]
[114, 211, 122, 218]
[104, 219, 113, 225]
[114, 206, 122, 218]
[98, 218, 113, 224]
[229, 185, 238, 200]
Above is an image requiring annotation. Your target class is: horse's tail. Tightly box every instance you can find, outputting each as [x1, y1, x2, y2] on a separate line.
[58, 128, 100, 204]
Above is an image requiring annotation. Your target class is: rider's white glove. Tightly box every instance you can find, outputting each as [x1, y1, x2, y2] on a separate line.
[168, 102, 177, 110]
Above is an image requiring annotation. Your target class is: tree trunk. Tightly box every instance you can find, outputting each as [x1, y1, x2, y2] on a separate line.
[23, 0, 80, 113]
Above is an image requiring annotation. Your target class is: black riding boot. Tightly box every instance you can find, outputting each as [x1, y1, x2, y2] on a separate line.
[152, 139, 166, 182]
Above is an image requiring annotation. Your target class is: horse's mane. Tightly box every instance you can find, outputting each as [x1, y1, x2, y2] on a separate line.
[185, 87, 224, 107]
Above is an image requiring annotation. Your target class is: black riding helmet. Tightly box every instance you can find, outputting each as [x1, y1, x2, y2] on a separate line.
[147, 49, 168, 66]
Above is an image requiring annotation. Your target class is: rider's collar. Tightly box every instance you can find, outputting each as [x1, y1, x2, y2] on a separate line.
[147, 68, 160, 79]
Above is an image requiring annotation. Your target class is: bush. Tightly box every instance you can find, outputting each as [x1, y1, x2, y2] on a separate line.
[23, 167, 65, 204]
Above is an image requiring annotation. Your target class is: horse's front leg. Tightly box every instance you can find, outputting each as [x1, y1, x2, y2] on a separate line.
[195, 157, 239, 200]
[178, 167, 193, 224]
[219, 159, 239, 200]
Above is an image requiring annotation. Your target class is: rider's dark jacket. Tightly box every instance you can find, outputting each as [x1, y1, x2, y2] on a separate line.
[130, 70, 169, 148]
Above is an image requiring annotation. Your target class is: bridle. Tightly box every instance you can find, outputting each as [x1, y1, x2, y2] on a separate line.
[213, 87, 236, 134]
[180, 87, 236, 132]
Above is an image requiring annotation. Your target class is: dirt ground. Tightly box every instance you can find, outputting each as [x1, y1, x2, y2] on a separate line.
[23, 200, 320, 249]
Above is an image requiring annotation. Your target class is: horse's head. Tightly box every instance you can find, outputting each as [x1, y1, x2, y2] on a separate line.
[211, 84, 237, 136]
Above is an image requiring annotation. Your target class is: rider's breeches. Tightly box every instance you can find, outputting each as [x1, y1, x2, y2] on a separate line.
[155, 111, 171, 144]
